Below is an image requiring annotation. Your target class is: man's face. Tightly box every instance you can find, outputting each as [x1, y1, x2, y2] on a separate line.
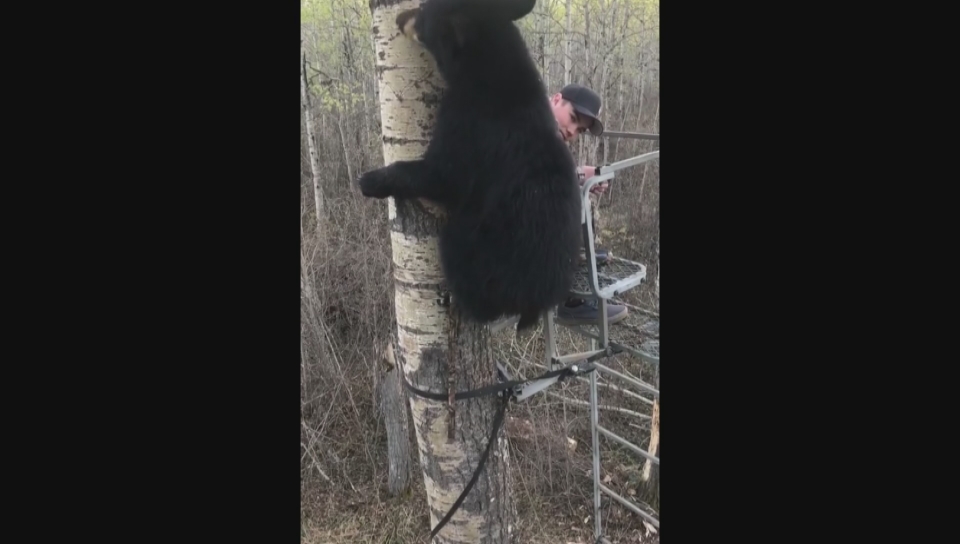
[550, 93, 593, 142]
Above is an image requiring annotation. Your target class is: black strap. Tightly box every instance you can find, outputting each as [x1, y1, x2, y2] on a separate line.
[428, 392, 509, 540]
[401, 365, 573, 402]
[401, 364, 575, 540]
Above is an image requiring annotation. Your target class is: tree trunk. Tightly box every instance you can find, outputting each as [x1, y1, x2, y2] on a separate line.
[641, 362, 659, 512]
[300, 45, 324, 226]
[379, 342, 411, 496]
[653, 235, 659, 307]
[370, 1, 514, 542]
[336, 112, 354, 185]
[564, 0, 572, 86]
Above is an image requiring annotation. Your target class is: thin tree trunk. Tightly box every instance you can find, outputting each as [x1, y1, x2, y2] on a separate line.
[612, 7, 626, 160]
[379, 342, 412, 496]
[536, 0, 547, 89]
[564, 0, 572, 86]
[361, 72, 371, 172]
[641, 362, 659, 512]
[336, 112, 354, 185]
[301, 46, 324, 226]
[636, 55, 646, 130]
[653, 235, 659, 307]
[585, 4, 601, 166]
[642, 401, 659, 482]
[370, 1, 514, 541]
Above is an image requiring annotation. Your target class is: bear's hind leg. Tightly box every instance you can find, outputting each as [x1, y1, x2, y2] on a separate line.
[515, 309, 542, 332]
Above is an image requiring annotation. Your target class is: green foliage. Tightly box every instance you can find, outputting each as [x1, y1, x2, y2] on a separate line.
[302, 0, 374, 114]
[300, 0, 332, 24]
[311, 80, 365, 113]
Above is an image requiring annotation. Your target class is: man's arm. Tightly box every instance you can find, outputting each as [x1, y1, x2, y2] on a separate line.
[577, 165, 608, 195]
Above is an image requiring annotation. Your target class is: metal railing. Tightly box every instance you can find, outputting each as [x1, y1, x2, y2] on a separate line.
[490, 128, 661, 541]
[557, 129, 660, 541]
[600, 130, 659, 141]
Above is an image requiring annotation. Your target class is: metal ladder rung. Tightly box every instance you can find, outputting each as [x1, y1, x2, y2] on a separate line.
[567, 150, 660, 542]
[554, 348, 607, 366]
[598, 482, 660, 529]
[595, 363, 659, 397]
[555, 329, 659, 368]
[609, 341, 659, 366]
[597, 425, 659, 465]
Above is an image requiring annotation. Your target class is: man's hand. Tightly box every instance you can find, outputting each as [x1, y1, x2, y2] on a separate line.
[579, 165, 608, 195]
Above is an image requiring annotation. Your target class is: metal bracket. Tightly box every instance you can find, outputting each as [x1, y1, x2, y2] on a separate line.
[513, 362, 597, 402]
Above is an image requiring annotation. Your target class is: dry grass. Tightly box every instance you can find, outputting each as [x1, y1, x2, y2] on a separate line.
[302, 475, 659, 544]
[300, 153, 660, 541]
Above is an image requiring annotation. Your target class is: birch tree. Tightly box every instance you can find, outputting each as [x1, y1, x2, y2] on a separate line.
[369, 1, 514, 541]
[300, 43, 324, 226]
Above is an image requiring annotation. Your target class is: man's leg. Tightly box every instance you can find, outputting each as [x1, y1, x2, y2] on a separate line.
[555, 297, 628, 326]
[557, 196, 627, 325]
[558, 257, 627, 325]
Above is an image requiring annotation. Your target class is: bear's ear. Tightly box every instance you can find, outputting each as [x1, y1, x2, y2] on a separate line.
[505, 0, 536, 21]
[478, 0, 535, 21]
[396, 8, 420, 42]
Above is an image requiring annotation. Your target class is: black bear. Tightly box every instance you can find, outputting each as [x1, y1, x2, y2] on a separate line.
[359, 0, 582, 333]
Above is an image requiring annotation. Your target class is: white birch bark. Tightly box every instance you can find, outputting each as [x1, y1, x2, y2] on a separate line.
[300, 46, 324, 226]
[370, 2, 515, 541]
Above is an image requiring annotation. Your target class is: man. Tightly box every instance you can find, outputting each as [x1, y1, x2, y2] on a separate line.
[549, 84, 629, 326]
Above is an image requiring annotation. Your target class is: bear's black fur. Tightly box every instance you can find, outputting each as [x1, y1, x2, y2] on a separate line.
[359, 0, 582, 332]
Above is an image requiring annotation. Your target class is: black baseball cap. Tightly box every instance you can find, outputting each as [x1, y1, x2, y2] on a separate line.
[560, 84, 604, 136]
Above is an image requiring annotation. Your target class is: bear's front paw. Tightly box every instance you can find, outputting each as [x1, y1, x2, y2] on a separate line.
[358, 169, 391, 199]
